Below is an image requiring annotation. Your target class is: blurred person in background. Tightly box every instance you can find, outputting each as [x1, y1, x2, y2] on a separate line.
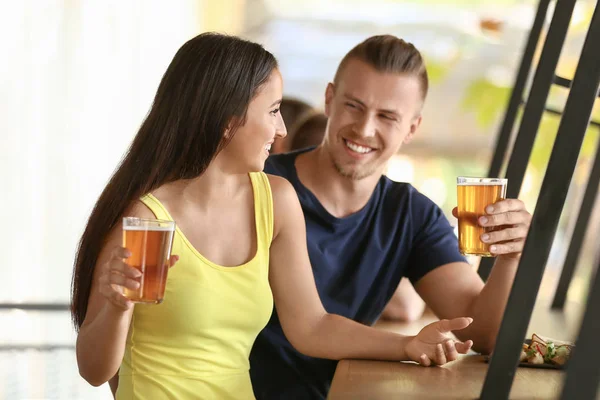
[379, 278, 427, 321]
[271, 96, 313, 153]
[250, 34, 531, 399]
[288, 110, 328, 151]
[71, 32, 475, 400]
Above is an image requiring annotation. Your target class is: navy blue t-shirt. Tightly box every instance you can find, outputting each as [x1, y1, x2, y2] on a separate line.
[250, 149, 466, 399]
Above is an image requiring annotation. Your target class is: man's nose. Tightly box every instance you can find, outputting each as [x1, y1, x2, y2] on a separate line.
[352, 113, 376, 138]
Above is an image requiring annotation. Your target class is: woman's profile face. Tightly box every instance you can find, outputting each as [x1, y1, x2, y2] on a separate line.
[219, 69, 287, 173]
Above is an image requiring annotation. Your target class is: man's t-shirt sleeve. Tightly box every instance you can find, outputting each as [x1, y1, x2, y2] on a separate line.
[404, 190, 468, 284]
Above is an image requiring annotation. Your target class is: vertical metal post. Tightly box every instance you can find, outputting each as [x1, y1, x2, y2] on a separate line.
[559, 265, 600, 400]
[502, 0, 575, 200]
[552, 131, 600, 309]
[486, 0, 551, 180]
[478, 0, 573, 281]
[480, 2, 600, 399]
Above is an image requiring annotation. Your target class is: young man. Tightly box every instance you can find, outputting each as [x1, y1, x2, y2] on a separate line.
[250, 35, 531, 399]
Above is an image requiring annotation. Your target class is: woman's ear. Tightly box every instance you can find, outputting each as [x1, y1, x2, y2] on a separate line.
[223, 119, 237, 140]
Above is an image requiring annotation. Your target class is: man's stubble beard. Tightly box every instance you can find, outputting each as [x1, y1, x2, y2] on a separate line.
[329, 148, 379, 181]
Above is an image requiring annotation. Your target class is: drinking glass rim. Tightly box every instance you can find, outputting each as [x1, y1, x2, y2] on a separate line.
[457, 176, 508, 185]
[123, 217, 176, 230]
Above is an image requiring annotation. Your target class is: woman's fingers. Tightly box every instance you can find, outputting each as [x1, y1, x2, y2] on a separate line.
[109, 272, 140, 290]
[110, 260, 142, 279]
[417, 340, 471, 367]
[434, 343, 447, 365]
[419, 353, 432, 367]
[110, 290, 132, 310]
[168, 255, 180, 268]
[455, 340, 474, 354]
[437, 317, 473, 333]
[111, 246, 131, 260]
[444, 340, 459, 362]
[108, 246, 141, 277]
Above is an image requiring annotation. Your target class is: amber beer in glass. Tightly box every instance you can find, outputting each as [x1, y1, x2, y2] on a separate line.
[122, 217, 175, 303]
[457, 177, 507, 257]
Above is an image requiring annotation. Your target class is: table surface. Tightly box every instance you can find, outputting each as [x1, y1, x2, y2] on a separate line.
[328, 299, 585, 400]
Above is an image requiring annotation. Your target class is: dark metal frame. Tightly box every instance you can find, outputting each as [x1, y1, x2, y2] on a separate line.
[559, 265, 600, 400]
[478, 0, 564, 281]
[480, 2, 600, 398]
[501, 0, 574, 201]
[479, 22, 600, 283]
[553, 74, 573, 89]
[542, 106, 600, 126]
[485, 0, 551, 181]
[551, 132, 600, 309]
[554, 73, 600, 95]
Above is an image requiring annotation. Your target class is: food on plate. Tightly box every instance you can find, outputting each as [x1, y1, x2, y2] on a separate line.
[520, 333, 573, 366]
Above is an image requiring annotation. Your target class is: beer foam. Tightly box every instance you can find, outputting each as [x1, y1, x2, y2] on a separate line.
[457, 181, 506, 186]
[123, 225, 175, 231]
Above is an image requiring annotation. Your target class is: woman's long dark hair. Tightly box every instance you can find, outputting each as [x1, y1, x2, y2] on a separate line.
[71, 33, 278, 329]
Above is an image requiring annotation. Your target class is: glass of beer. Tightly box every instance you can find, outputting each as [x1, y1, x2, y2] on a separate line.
[457, 177, 507, 257]
[122, 217, 176, 304]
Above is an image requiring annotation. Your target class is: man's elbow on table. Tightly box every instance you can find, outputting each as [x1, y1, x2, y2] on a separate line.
[463, 322, 498, 355]
[472, 338, 496, 356]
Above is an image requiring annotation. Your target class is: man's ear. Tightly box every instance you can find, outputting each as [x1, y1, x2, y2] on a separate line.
[403, 115, 422, 144]
[324, 83, 335, 118]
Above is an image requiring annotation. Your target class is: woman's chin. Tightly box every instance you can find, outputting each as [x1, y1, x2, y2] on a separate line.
[245, 160, 265, 173]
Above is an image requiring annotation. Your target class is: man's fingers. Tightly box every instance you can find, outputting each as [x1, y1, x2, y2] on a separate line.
[419, 353, 432, 367]
[489, 240, 525, 256]
[438, 317, 473, 333]
[485, 198, 527, 214]
[452, 207, 458, 219]
[479, 211, 528, 227]
[481, 226, 529, 244]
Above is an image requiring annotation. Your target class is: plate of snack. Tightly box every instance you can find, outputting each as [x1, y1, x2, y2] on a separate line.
[485, 333, 573, 369]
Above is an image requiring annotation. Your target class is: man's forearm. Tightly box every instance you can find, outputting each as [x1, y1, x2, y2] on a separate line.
[467, 256, 519, 354]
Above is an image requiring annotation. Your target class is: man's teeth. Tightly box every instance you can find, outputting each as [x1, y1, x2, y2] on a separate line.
[344, 140, 372, 154]
[265, 144, 271, 151]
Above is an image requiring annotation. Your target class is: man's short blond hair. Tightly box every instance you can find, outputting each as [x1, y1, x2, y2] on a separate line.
[334, 35, 429, 100]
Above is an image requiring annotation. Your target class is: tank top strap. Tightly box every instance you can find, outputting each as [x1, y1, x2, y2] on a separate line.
[141, 174, 273, 247]
[249, 172, 274, 248]
[140, 193, 174, 222]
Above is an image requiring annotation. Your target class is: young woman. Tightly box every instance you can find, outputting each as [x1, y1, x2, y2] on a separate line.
[71, 33, 474, 399]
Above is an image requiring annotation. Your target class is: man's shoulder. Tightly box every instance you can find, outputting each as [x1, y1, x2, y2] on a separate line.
[264, 149, 305, 178]
[378, 177, 443, 216]
[379, 176, 425, 202]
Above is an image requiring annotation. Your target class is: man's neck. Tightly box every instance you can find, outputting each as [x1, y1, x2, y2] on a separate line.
[295, 146, 382, 218]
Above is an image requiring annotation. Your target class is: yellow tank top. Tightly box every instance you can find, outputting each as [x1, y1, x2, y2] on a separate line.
[116, 172, 274, 400]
